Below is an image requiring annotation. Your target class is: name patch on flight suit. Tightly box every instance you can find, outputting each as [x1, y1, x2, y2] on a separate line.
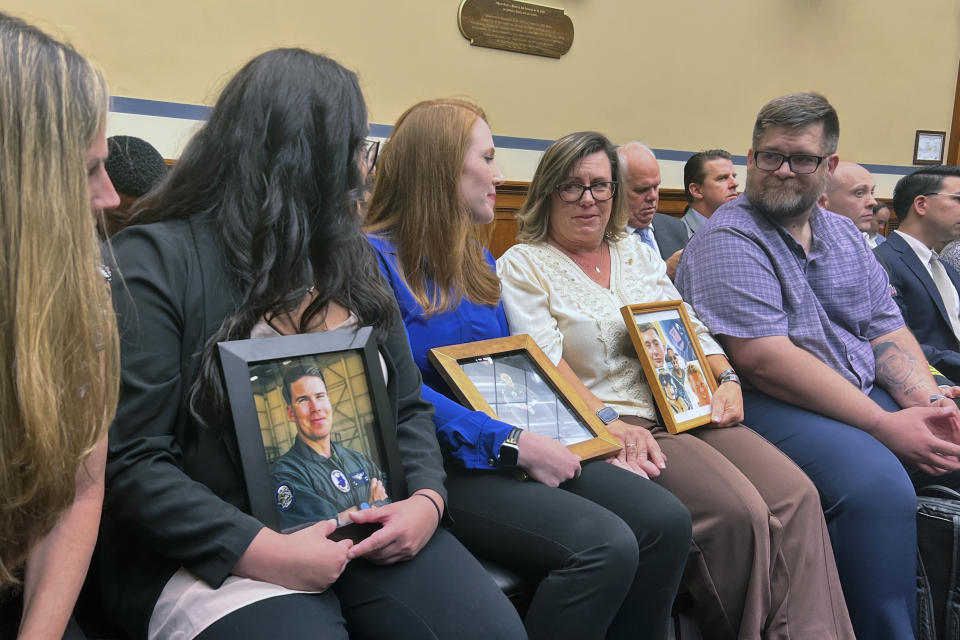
[350, 470, 369, 487]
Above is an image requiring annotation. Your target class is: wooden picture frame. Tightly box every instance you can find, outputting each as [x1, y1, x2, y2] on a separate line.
[914, 130, 946, 165]
[219, 326, 406, 540]
[621, 301, 718, 434]
[429, 334, 621, 462]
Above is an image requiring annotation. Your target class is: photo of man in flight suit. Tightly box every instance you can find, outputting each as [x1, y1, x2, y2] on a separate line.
[271, 364, 389, 530]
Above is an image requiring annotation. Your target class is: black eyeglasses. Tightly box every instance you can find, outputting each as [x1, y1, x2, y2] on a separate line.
[555, 181, 617, 202]
[362, 138, 380, 173]
[753, 151, 825, 175]
[922, 192, 960, 203]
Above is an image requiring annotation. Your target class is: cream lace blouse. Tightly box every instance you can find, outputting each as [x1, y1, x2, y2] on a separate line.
[496, 234, 723, 421]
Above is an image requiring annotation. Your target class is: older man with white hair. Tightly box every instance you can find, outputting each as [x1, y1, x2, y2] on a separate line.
[617, 142, 687, 278]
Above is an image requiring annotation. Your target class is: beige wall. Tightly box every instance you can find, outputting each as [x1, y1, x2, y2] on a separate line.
[8, 0, 959, 166]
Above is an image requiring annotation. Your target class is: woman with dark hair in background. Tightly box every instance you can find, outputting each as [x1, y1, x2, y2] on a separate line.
[365, 98, 692, 640]
[0, 13, 120, 639]
[101, 52, 524, 640]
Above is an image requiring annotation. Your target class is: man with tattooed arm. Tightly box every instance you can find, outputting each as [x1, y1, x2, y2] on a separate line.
[675, 92, 960, 640]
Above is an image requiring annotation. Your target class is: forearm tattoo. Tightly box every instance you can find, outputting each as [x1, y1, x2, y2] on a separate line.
[874, 341, 925, 398]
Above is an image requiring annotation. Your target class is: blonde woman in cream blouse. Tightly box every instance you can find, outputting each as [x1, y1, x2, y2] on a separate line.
[497, 131, 854, 640]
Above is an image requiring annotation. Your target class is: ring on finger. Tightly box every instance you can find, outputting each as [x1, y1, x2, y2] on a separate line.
[625, 443, 637, 449]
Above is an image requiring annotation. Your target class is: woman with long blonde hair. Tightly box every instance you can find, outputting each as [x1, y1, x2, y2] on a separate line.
[0, 13, 120, 639]
[365, 99, 691, 640]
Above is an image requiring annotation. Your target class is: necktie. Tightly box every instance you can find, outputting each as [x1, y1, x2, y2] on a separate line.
[929, 253, 960, 342]
[638, 227, 656, 250]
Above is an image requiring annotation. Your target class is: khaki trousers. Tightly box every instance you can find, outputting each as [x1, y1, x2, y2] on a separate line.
[622, 418, 854, 640]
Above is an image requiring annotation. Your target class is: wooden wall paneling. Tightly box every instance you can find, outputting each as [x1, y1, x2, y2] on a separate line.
[487, 182, 527, 258]
[878, 198, 898, 236]
[656, 190, 690, 216]
[488, 211, 519, 259]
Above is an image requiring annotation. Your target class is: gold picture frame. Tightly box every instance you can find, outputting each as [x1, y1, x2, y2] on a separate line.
[429, 334, 621, 462]
[622, 301, 718, 434]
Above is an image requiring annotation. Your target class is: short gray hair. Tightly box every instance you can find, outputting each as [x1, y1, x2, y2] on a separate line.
[752, 92, 839, 155]
[617, 141, 656, 175]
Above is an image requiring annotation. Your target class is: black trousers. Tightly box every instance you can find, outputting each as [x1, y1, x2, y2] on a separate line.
[195, 528, 526, 640]
[445, 459, 692, 640]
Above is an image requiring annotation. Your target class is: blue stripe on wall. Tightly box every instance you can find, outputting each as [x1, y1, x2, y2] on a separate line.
[111, 96, 212, 121]
[109, 96, 922, 175]
[369, 123, 393, 138]
[861, 162, 918, 175]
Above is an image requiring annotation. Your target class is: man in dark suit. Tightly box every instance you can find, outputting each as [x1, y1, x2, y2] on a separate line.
[680, 149, 739, 239]
[617, 142, 688, 278]
[875, 165, 960, 383]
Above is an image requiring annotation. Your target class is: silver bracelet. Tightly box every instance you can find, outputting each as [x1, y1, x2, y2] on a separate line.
[930, 394, 948, 404]
[718, 368, 741, 386]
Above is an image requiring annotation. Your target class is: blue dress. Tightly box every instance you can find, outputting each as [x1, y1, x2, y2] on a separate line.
[366, 233, 692, 640]
[368, 234, 514, 469]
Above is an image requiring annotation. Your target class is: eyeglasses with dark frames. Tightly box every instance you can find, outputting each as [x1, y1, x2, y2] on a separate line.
[922, 192, 960, 203]
[555, 181, 617, 202]
[362, 138, 380, 174]
[753, 151, 825, 175]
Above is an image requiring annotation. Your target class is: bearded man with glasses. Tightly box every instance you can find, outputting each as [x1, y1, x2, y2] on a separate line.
[676, 92, 960, 640]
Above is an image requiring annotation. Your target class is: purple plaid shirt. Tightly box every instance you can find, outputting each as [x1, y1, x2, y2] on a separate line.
[675, 194, 903, 392]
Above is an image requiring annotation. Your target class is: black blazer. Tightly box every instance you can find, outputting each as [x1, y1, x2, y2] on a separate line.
[651, 213, 689, 261]
[99, 214, 445, 638]
[874, 232, 960, 383]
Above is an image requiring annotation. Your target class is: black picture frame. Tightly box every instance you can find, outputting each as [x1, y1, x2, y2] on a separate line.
[219, 326, 406, 540]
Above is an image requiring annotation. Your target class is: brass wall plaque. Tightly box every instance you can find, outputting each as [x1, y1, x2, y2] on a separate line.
[458, 0, 573, 59]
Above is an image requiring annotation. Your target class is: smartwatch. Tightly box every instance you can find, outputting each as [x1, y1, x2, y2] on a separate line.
[498, 427, 523, 467]
[596, 406, 620, 425]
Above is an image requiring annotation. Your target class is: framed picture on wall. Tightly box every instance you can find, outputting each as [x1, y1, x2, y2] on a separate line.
[914, 130, 946, 165]
[219, 326, 405, 541]
[621, 301, 718, 434]
[429, 334, 621, 462]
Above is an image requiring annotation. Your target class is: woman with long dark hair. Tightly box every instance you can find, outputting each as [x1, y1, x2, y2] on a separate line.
[0, 13, 120, 639]
[364, 98, 692, 640]
[101, 51, 524, 640]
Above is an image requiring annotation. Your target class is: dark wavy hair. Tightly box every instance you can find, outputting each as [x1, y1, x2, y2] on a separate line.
[129, 48, 395, 428]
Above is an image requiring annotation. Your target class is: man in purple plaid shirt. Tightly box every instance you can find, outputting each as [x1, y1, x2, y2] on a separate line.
[676, 92, 960, 640]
